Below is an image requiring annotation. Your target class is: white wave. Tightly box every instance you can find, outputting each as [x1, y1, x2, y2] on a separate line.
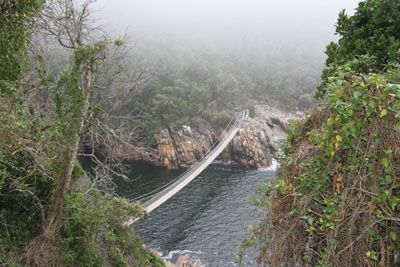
[211, 159, 224, 164]
[211, 159, 238, 166]
[162, 249, 204, 260]
[258, 159, 279, 172]
[274, 136, 286, 142]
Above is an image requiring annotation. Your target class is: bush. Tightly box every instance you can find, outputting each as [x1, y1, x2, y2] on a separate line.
[60, 191, 163, 267]
[242, 70, 400, 266]
[316, 0, 400, 98]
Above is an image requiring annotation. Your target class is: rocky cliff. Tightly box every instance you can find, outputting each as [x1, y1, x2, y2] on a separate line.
[100, 103, 297, 169]
[155, 125, 216, 169]
[125, 116, 286, 169]
[222, 119, 278, 169]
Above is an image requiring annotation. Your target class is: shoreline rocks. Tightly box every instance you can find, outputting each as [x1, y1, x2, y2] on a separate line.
[155, 125, 216, 169]
[85, 103, 299, 170]
[145, 247, 202, 267]
[124, 113, 287, 169]
[222, 118, 278, 169]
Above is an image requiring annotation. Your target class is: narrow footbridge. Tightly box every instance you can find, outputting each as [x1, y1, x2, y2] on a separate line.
[125, 110, 249, 226]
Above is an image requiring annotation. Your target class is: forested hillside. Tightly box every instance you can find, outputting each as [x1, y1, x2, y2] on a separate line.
[130, 43, 321, 139]
[37, 0, 330, 143]
[243, 0, 400, 266]
[42, 28, 323, 142]
[117, 24, 325, 140]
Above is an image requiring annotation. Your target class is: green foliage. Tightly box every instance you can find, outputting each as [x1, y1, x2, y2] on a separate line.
[127, 41, 320, 141]
[0, 1, 165, 266]
[316, 0, 400, 98]
[243, 70, 400, 266]
[132, 77, 236, 140]
[0, 150, 53, 251]
[0, 0, 44, 83]
[59, 191, 162, 267]
[114, 37, 126, 47]
[0, 91, 54, 256]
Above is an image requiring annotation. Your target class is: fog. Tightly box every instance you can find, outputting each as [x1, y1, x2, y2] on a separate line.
[90, 0, 362, 111]
[94, 0, 359, 56]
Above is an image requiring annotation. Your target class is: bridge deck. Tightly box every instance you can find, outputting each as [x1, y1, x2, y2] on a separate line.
[126, 124, 240, 226]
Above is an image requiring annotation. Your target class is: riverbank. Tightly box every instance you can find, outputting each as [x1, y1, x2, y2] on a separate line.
[146, 247, 201, 267]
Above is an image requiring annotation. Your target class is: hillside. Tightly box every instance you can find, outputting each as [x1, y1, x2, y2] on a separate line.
[241, 0, 400, 265]
[255, 71, 400, 266]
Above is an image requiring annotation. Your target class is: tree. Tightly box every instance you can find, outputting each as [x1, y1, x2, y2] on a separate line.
[35, 0, 109, 238]
[241, 1, 400, 265]
[0, 0, 47, 258]
[0, 1, 156, 265]
[316, 0, 400, 98]
[0, 0, 43, 82]
[31, 0, 152, 236]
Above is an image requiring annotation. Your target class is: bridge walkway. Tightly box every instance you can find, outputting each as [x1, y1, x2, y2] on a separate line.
[126, 112, 247, 226]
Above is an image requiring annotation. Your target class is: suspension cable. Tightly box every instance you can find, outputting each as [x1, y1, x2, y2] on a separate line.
[126, 112, 240, 203]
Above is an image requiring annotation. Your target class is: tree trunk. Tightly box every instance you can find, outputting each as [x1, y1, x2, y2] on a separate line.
[41, 70, 92, 237]
[42, 142, 78, 236]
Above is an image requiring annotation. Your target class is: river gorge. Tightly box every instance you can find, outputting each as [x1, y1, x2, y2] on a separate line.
[115, 159, 279, 266]
[81, 103, 293, 266]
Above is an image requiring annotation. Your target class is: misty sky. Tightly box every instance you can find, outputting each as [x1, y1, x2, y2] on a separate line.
[93, 0, 361, 59]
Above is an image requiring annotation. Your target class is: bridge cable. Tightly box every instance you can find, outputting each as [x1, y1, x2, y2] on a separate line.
[126, 113, 240, 203]
[127, 116, 237, 202]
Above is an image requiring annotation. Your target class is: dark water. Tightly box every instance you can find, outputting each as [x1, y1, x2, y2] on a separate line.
[112, 160, 277, 267]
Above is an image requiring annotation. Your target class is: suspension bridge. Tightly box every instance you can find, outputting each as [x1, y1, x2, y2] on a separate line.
[125, 110, 249, 226]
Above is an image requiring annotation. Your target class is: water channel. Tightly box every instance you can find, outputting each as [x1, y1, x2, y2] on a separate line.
[112, 159, 278, 266]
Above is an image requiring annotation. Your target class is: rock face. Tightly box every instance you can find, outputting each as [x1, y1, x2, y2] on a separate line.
[106, 103, 298, 169]
[155, 126, 216, 169]
[174, 254, 202, 267]
[129, 117, 279, 169]
[252, 99, 301, 132]
[144, 247, 201, 267]
[222, 118, 278, 168]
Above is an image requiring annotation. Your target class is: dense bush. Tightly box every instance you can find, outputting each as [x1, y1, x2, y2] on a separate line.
[242, 0, 400, 266]
[242, 70, 400, 266]
[317, 0, 400, 98]
[59, 191, 163, 267]
[0, 1, 165, 266]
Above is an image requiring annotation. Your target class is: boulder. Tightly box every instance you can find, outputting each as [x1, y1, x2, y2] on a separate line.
[174, 254, 202, 267]
[222, 118, 278, 168]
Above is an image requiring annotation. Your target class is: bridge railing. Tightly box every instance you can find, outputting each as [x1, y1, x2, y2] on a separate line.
[140, 123, 240, 214]
[124, 111, 250, 225]
[126, 110, 248, 205]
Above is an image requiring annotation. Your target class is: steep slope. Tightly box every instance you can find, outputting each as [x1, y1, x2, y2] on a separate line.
[245, 71, 400, 266]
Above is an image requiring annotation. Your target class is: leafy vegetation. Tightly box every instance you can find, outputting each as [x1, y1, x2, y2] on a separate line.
[130, 50, 319, 140]
[0, 0, 43, 82]
[317, 0, 400, 98]
[242, 0, 400, 266]
[0, 1, 164, 266]
[243, 70, 400, 266]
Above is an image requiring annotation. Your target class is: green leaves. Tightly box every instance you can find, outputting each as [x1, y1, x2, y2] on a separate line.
[61, 192, 152, 266]
[366, 251, 378, 261]
[260, 69, 400, 265]
[390, 231, 397, 242]
[353, 90, 362, 100]
[317, 0, 400, 99]
[0, 0, 44, 83]
[381, 158, 389, 168]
